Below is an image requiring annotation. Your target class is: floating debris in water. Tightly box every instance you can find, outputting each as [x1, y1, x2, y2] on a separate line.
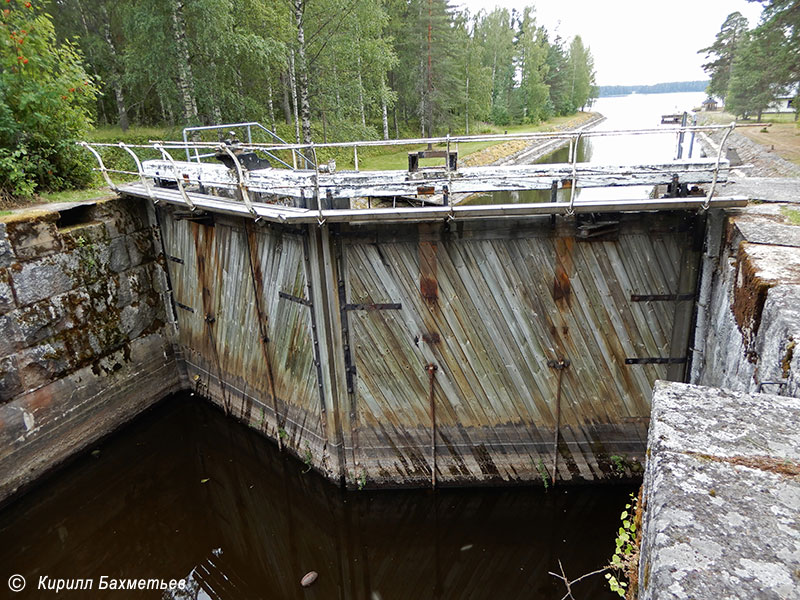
[300, 571, 318, 587]
[460, 544, 473, 552]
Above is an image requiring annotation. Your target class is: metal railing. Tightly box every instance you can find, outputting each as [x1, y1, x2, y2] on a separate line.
[79, 120, 756, 223]
[182, 121, 313, 170]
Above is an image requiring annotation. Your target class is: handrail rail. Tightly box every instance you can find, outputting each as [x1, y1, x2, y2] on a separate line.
[79, 120, 748, 219]
[83, 121, 765, 163]
[182, 121, 312, 169]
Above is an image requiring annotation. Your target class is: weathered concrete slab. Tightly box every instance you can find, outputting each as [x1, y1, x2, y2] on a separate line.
[639, 381, 800, 600]
[719, 177, 800, 202]
[736, 220, 800, 248]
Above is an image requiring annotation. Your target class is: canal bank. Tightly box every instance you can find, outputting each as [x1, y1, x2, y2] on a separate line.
[0, 200, 181, 502]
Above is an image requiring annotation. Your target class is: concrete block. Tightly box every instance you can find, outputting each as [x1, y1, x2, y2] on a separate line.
[10, 288, 92, 346]
[120, 302, 155, 339]
[640, 382, 800, 600]
[108, 235, 131, 273]
[649, 381, 800, 460]
[0, 223, 12, 267]
[0, 267, 15, 313]
[16, 339, 70, 391]
[0, 355, 22, 403]
[0, 314, 20, 356]
[126, 230, 156, 267]
[11, 254, 78, 306]
[4, 217, 63, 260]
[736, 220, 800, 249]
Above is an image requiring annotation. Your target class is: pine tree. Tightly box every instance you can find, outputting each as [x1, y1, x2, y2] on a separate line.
[698, 12, 749, 102]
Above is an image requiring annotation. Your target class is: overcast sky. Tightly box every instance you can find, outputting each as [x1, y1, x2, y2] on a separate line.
[452, 0, 764, 86]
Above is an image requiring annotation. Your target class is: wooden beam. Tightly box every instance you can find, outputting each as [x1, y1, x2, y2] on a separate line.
[118, 183, 748, 225]
[141, 158, 730, 200]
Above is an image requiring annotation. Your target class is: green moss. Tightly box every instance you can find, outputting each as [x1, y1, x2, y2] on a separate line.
[780, 206, 800, 226]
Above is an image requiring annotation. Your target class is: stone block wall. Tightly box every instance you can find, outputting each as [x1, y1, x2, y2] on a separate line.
[691, 206, 800, 397]
[0, 199, 181, 503]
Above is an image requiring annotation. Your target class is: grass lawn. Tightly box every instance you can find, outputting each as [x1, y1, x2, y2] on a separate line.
[701, 110, 800, 166]
[354, 114, 592, 170]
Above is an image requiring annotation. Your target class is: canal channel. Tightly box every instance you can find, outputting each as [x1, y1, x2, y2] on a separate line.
[0, 92, 705, 599]
[1, 393, 633, 599]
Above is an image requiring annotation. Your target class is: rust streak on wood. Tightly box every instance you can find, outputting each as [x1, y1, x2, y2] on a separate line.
[244, 219, 283, 449]
[426, 363, 438, 489]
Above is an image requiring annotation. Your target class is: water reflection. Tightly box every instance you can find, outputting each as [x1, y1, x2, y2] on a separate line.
[0, 395, 633, 599]
[470, 91, 708, 205]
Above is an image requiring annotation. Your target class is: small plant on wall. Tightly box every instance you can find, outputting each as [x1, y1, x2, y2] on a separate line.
[606, 489, 642, 598]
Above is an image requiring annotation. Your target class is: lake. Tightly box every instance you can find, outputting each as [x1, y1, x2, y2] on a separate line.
[470, 91, 708, 204]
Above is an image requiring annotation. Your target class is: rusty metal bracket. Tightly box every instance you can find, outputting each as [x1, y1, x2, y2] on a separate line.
[631, 293, 696, 302]
[343, 303, 401, 311]
[756, 381, 785, 394]
[278, 291, 313, 307]
[547, 358, 570, 486]
[426, 363, 439, 489]
[337, 279, 358, 395]
[624, 357, 687, 365]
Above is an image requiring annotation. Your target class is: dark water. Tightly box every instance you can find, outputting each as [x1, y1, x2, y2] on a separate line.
[470, 91, 708, 205]
[0, 394, 633, 599]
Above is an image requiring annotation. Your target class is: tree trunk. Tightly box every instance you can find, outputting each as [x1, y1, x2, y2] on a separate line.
[358, 54, 366, 129]
[381, 85, 389, 140]
[74, 0, 108, 125]
[170, 0, 198, 124]
[289, 50, 300, 144]
[267, 79, 276, 132]
[99, 5, 128, 131]
[294, 0, 312, 146]
[280, 70, 292, 124]
[465, 75, 469, 135]
[332, 61, 341, 112]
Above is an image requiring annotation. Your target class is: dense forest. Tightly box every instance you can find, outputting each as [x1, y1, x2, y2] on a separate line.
[700, 1, 799, 119]
[0, 0, 600, 199]
[55, 0, 597, 139]
[598, 81, 709, 97]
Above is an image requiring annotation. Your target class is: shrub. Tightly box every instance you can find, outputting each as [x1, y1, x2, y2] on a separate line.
[0, 0, 98, 200]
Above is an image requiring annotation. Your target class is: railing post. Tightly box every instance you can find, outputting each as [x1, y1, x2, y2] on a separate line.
[704, 121, 736, 209]
[218, 145, 258, 219]
[78, 142, 117, 191]
[567, 132, 582, 216]
[118, 142, 154, 201]
[154, 143, 196, 211]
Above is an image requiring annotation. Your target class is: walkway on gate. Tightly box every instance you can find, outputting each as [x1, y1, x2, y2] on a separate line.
[79, 122, 754, 223]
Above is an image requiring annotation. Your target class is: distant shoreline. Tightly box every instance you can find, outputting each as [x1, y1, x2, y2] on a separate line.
[598, 81, 708, 97]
